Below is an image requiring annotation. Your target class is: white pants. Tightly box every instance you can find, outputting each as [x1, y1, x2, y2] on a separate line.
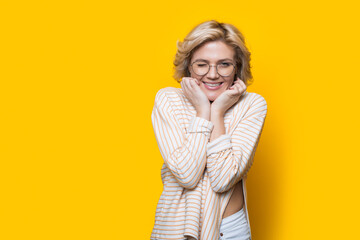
[218, 207, 251, 240]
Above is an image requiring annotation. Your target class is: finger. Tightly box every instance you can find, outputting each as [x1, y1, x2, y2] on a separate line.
[235, 82, 243, 91]
[181, 78, 189, 94]
[234, 82, 246, 96]
[235, 78, 244, 86]
[231, 84, 241, 95]
[188, 79, 195, 90]
[230, 79, 239, 89]
[235, 80, 244, 90]
[180, 78, 186, 89]
[193, 78, 200, 85]
[185, 78, 194, 92]
[193, 78, 202, 90]
[229, 83, 238, 90]
[181, 77, 188, 88]
[232, 81, 240, 89]
[183, 77, 191, 85]
[189, 79, 200, 90]
[186, 79, 194, 93]
[232, 79, 241, 88]
[228, 86, 238, 95]
[238, 79, 245, 88]
[184, 78, 190, 91]
[237, 79, 247, 89]
[238, 82, 247, 93]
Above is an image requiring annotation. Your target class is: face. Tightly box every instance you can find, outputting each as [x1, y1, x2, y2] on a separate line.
[188, 40, 236, 102]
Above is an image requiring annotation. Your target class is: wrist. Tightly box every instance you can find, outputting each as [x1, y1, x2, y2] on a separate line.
[196, 111, 210, 121]
[196, 108, 210, 121]
[211, 107, 225, 117]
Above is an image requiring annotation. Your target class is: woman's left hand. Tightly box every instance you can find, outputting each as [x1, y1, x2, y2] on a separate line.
[211, 78, 247, 116]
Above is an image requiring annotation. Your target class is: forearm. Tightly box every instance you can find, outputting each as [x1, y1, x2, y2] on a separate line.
[165, 129, 209, 188]
[153, 89, 214, 189]
[209, 109, 226, 142]
[196, 108, 210, 121]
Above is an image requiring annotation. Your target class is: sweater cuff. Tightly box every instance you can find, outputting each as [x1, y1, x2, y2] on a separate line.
[207, 134, 232, 156]
[186, 116, 214, 138]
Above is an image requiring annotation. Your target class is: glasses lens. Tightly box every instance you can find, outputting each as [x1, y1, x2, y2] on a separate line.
[192, 62, 209, 76]
[217, 62, 235, 76]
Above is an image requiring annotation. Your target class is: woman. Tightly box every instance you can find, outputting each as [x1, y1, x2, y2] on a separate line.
[151, 20, 268, 240]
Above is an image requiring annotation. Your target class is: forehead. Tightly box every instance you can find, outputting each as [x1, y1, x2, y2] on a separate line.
[191, 40, 235, 62]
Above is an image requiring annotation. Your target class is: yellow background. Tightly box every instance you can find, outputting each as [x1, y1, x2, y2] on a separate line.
[1, 0, 359, 239]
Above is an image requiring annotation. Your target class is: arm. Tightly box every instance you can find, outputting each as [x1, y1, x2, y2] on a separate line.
[206, 95, 268, 193]
[151, 88, 214, 189]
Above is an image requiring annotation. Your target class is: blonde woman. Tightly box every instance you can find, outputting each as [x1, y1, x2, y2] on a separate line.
[151, 20, 268, 240]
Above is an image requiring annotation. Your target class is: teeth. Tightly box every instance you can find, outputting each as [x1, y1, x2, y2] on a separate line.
[205, 82, 222, 87]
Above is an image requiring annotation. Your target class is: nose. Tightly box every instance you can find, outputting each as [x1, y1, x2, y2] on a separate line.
[207, 65, 219, 79]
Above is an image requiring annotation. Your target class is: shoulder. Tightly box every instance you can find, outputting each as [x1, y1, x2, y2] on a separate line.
[231, 91, 267, 120]
[155, 87, 181, 97]
[154, 87, 185, 105]
[240, 91, 267, 109]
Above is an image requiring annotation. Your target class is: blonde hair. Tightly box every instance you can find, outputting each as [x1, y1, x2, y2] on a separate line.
[173, 20, 253, 86]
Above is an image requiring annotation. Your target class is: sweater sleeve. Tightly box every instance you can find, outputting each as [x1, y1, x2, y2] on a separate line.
[206, 95, 268, 193]
[151, 88, 214, 189]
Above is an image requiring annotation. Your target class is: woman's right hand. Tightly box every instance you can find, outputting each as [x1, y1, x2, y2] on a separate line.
[181, 77, 210, 120]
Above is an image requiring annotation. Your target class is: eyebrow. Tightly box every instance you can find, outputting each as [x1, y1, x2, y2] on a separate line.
[194, 58, 234, 63]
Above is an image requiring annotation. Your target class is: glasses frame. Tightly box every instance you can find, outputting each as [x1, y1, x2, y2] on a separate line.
[190, 60, 236, 77]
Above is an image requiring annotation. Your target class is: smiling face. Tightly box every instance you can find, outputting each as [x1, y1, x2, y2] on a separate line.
[189, 40, 237, 102]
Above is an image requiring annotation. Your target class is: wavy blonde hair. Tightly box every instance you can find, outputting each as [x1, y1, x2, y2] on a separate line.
[173, 20, 253, 86]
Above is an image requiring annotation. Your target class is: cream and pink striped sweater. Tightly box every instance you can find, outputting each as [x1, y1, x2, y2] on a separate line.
[150, 87, 267, 240]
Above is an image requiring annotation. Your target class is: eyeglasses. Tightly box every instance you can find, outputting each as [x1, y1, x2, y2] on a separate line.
[190, 60, 236, 77]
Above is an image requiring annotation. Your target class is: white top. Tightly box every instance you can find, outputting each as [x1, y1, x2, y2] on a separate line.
[150, 87, 268, 240]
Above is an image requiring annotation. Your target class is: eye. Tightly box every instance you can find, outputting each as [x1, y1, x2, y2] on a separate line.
[220, 62, 231, 66]
[195, 62, 208, 67]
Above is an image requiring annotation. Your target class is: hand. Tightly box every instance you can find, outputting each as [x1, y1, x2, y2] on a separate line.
[181, 77, 211, 117]
[211, 78, 247, 116]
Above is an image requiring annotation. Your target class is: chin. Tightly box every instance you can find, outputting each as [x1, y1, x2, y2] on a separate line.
[201, 85, 229, 102]
[206, 93, 220, 102]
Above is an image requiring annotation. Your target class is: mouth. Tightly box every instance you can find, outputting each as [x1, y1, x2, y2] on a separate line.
[202, 81, 224, 90]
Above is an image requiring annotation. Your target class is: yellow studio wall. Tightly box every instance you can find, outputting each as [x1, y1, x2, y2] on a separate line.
[1, 0, 359, 239]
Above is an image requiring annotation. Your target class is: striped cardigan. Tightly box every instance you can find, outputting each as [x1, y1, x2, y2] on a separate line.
[150, 87, 267, 240]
